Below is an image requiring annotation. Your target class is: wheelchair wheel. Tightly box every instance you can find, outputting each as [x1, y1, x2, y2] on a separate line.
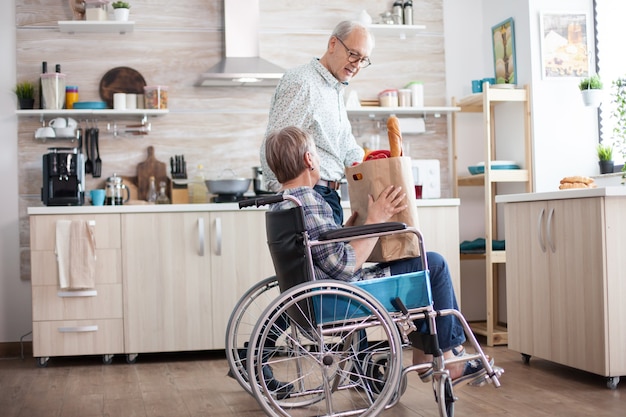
[433, 373, 455, 417]
[225, 276, 281, 394]
[247, 280, 403, 417]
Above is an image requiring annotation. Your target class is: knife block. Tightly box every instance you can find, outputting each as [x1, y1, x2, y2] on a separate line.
[168, 179, 188, 204]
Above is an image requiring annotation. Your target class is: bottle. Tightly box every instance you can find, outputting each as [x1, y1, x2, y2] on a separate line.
[188, 165, 209, 203]
[392, 1, 404, 24]
[65, 86, 78, 110]
[403, 0, 413, 26]
[147, 176, 158, 203]
[39, 61, 47, 109]
[156, 181, 170, 204]
[55, 64, 61, 73]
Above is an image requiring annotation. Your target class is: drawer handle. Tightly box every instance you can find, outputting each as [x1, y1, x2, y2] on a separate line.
[58, 325, 98, 333]
[57, 290, 97, 298]
[547, 207, 556, 253]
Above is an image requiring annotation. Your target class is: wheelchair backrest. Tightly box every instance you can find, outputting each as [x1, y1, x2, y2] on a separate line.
[265, 206, 314, 293]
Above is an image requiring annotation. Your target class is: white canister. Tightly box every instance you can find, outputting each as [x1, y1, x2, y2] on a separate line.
[113, 93, 127, 110]
[126, 93, 137, 110]
[398, 89, 412, 107]
[407, 81, 424, 108]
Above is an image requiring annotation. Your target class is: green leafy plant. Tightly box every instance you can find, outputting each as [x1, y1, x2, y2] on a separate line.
[111, 1, 130, 8]
[596, 142, 613, 161]
[13, 81, 36, 99]
[579, 74, 603, 90]
[610, 77, 626, 183]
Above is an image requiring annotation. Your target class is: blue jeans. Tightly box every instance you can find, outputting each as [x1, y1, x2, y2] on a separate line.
[381, 252, 465, 352]
[314, 185, 343, 225]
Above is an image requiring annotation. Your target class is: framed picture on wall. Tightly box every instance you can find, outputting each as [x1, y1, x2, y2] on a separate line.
[539, 12, 590, 78]
[491, 17, 517, 85]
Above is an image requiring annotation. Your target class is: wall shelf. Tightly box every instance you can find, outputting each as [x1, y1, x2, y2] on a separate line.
[17, 109, 168, 118]
[347, 106, 459, 118]
[58, 21, 134, 34]
[368, 23, 426, 38]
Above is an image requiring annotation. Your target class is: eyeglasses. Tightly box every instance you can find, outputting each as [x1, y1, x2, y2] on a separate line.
[335, 37, 372, 68]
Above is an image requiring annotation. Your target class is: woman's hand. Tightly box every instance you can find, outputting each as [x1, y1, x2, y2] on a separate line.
[365, 185, 407, 224]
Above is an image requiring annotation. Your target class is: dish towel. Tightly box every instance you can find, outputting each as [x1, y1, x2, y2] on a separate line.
[55, 220, 97, 289]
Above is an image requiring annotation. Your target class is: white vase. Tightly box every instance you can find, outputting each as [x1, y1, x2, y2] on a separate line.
[581, 89, 603, 107]
[113, 8, 130, 21]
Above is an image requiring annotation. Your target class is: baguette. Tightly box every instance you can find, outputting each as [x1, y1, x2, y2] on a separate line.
[387, 115, 403, 157]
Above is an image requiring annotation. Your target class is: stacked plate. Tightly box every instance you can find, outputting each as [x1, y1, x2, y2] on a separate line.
[468, 160, 520, 175]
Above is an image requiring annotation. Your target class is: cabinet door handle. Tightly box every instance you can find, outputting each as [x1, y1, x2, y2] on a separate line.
[537, 208, 546, 252]
[198, 217, 205, 256]
[58, 325, 98, 333]
[547, 207, 556, 253]
[215, 217, 222, 256]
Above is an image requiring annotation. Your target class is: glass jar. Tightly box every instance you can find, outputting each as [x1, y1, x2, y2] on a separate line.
[65, 86, 78, 109]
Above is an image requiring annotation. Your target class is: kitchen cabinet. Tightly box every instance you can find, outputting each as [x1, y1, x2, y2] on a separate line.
[500, 189, 626, 388]
[121, 209, 274, 354]
[29, 214, 123, 366]
[451, 84, 533, 346]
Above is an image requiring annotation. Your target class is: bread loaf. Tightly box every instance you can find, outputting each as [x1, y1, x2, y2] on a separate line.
[387, 115, 403, 157]
[558, 175, 597, 190]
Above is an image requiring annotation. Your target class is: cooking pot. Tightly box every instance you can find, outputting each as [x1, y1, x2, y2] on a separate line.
[205, 169, 251, 195]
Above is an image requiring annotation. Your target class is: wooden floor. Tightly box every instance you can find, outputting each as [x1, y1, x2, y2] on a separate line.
[0, 343, 624, 417]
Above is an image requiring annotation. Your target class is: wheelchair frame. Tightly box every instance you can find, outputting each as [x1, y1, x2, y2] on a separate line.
[226, 194, 502, 417]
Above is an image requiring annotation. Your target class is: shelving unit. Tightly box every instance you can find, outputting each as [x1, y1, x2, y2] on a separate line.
[58, 21, 134, 34]
[451, 83, 533, 346]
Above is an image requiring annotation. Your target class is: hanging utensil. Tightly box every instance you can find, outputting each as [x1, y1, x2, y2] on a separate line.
[84, 126, 93, 174]
[93, 124, 102, 178]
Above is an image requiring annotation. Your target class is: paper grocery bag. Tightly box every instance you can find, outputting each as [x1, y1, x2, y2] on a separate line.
[345, 156, 420, 262]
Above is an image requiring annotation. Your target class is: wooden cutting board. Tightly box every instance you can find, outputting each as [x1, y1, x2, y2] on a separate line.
[136, 146, 167, 201]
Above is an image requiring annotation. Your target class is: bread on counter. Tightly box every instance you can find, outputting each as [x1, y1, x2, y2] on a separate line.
[559, 175, 597, 190]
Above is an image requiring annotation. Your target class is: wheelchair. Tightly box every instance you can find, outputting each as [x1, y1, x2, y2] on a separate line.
[226, 194, 502, 417]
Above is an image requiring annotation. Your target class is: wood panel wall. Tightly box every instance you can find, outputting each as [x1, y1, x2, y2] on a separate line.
[15, 0, 447, 279]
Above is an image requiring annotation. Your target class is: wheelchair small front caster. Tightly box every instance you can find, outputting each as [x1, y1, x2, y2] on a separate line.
[521, 353, 531, 365]
[126, 354, 138, 364]
[102, 354, 114, 365]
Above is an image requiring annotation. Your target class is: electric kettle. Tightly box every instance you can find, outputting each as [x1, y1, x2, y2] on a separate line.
[105, 173, 130, 205]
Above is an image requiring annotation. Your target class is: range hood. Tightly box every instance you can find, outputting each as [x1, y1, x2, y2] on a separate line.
[199, 0, 284, 87]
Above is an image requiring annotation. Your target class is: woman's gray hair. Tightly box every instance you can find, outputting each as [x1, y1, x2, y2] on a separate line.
[330, 20, 375, 49]
[265, 126, 316, 184]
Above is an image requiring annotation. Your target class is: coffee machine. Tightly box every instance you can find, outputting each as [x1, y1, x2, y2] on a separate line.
[42, 147, 84, 206]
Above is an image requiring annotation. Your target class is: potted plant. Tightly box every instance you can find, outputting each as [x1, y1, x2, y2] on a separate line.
[14, 81, 36, 109]
[611, 77, 626, 183]
[596, 142, 614, 174]
[111, 1, 130, 21]
[579, 74, 603, 107]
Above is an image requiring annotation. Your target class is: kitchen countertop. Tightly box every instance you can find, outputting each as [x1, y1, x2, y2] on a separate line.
[28, 198, 460, 215]
[495, 186, 626, 204]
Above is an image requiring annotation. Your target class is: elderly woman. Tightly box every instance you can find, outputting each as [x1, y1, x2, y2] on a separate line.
[264, 125, 491, 385]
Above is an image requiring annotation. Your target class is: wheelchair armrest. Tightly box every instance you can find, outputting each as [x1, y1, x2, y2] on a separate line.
[238, 195, 283, 208]
[318, 222, 407, 241]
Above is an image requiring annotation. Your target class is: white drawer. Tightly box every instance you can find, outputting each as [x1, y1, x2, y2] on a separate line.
[32, 284, 122, 321]
[33, 319, 124, 357]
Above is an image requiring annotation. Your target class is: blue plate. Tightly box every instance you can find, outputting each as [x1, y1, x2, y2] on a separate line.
[468, 164, 520, 175]
[72, 101, 108, 110]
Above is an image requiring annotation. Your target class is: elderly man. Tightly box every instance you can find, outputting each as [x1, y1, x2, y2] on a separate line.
[260, 20, 374, 225]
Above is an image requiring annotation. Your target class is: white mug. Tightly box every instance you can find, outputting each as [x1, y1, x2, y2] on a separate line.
[66, 117, 78, 128]
[113, 93, 127, 110]
[48, 117, 67, 128]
